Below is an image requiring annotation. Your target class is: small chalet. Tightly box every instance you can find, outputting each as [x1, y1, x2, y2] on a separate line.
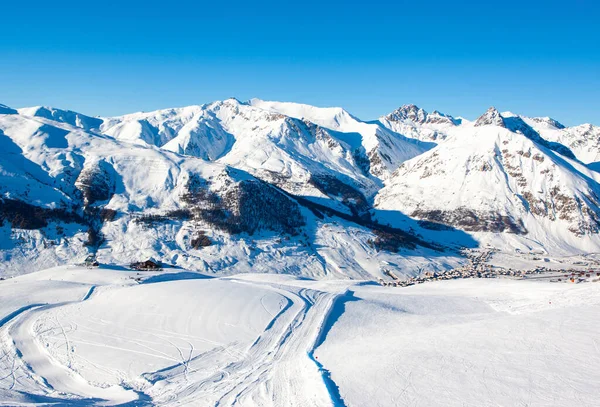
[130, 258, 162, 271]
[83, 254, 99, 268]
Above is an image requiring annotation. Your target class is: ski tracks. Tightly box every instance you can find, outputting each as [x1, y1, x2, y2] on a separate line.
[1, 278, 352, 406]
[148, 280, 350, 407]
[0, 285, 139, 405]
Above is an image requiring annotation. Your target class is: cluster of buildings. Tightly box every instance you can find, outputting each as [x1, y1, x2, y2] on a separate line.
[379, 252, 600, 287]
[545, 268, 600, 283]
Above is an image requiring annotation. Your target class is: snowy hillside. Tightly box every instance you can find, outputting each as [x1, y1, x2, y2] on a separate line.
[248, 99, 434, 178]
[18, 106, 103, 132]
[98, 98, 434, 208]
[2, 98, 600, 407]
[524, 118, 600, 164]
[376, 107, 600, 254]
[316, 278, 600, 407]
[1, 99, 599, 277]
[0, 104, 455, 278]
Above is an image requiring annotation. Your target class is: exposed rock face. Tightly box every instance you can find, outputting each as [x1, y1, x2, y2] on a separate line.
[474, 107, 506, 127]
[426, 110, 455, 125]
[181, 172, 305, 236]
[411, 208, 527, 234]
[378, 105, 456, 144]
[75, 160, 116, 207]
[385, 104, 429, 124]
[519, 186, 600, 236]
[384, 104, 456, 126]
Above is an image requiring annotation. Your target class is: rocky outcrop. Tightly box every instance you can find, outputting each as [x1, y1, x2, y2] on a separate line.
[474, 107, 506, 127]
[384, 104, 455, 126]
[411, 207, 527, 234]
[75, 160, 117, 207]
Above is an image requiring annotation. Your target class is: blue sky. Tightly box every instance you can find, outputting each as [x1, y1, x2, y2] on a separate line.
[1, 0, 598, 125]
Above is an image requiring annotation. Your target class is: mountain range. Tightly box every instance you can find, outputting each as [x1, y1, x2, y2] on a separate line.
[1, 99, 599, 277]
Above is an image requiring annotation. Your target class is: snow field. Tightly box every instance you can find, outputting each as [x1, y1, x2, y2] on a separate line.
[2, 266, 600, 406]
[0, 267, 352, 406]
[315, 279, 600, 407]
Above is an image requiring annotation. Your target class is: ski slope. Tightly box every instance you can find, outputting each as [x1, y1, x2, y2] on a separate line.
[0, 267, 352, 406]
[1, 265, 599, 406]
[315, 279, 600, 407]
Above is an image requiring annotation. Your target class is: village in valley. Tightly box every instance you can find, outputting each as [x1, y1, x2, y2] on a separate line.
[78, 249, 600, 289]
[379, 248, 600, 287]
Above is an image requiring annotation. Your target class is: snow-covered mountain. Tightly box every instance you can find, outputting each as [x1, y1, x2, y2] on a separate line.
[18, 106, 103, 132]
[378, 104, 460, 142]
[248, 99, 434, 178]
[376, 107, 600, 254]
[97, 99, 433, 208]
[0, 104, 451, 278]
[1, 99, 599, 277]
[524, 119, 600, 165]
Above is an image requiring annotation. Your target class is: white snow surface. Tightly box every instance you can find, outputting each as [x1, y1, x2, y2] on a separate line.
[1, 266, 600, 406]
[316, 278, 600, 407]
[0, 102, 457, 278]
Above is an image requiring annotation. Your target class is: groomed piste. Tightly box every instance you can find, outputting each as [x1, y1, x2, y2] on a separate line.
[1, 266, 599, 406]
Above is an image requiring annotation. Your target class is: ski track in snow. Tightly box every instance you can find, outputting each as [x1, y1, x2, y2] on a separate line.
[2, 285, 139, 404]
[146, 280, 350, 407]
[0, 272, 352, 406]
[3, 267, 599, 407]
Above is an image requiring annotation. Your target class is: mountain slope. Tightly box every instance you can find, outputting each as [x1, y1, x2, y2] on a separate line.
[99, 99, 379, 213]
[249, 99, 436, 178]
[3, 99, 600, 276]
[18, 106, 103, 132]
[0, 106, 453, 278]
[378, 104, 459, 142]
[375, 113, 600, 254]
[92, 99, 436, 215]
[523, 119, 600, 164]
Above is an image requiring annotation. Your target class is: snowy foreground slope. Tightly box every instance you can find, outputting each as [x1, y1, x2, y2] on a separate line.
[317, 278, 600, 407]
[1, 266, 599, 406]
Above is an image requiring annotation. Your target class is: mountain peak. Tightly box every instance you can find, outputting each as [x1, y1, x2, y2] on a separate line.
[224, 96, 245, 104]
[18, 105, 103, 130]
[474, 107, 505, 127]
[386, 104, 428, 124]
[385, 104, 456, 126]
[530, 116, 566, 129]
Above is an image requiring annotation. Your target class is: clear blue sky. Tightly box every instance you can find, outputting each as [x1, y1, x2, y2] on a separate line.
[1, 0, 598, 125]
